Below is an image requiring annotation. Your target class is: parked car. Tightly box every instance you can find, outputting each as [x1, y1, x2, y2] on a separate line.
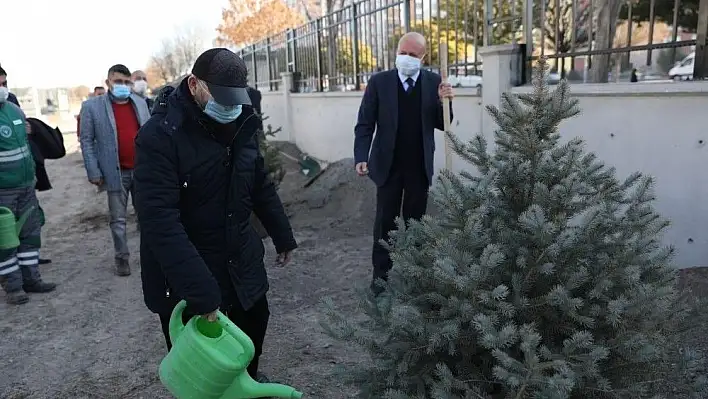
[447, 74, 483, 88]
[669, 52, 695, 81]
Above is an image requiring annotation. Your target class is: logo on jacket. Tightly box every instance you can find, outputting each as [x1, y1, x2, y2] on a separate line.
[0, 125, 12, 138]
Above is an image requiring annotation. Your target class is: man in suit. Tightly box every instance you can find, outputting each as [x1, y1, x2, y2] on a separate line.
[79, 64, 151, 276]
[354, 32, 454, 294]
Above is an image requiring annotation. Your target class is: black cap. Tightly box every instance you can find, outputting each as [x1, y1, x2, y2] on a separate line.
[191, 48, 251, 106]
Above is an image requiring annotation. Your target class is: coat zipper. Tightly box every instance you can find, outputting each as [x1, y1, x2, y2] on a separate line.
[224, 114, 256, 275]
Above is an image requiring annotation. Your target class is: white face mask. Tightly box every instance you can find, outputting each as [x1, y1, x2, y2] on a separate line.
[133, 80, 148, 94]
[395, 54, 422, 77]
[0, 87, 8, 103]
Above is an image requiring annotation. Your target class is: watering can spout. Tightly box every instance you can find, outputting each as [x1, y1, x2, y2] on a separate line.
[246, 381, 303, 399]
[223, 375, 304, 399]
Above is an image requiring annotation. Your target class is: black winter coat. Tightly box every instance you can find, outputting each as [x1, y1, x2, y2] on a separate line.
[27, 118, 66, 191]
[133, 81, 297, 315]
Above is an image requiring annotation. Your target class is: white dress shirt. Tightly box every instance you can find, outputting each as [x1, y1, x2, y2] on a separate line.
[398, 70, 420, 91]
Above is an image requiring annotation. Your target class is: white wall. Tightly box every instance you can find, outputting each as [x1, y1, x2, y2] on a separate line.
[262, 85, 485, 176]
[259, 71, 708, 269]
[514, 83, 708, 270]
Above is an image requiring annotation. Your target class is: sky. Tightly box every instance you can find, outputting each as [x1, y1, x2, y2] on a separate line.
[1, 0, 230, 89]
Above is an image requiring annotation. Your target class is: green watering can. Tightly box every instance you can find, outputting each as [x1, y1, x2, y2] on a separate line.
[159, 300, 304, 399]
[0, 206, 33, 250]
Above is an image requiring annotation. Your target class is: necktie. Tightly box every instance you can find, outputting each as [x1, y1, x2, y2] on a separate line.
[405, 77, 415, 94]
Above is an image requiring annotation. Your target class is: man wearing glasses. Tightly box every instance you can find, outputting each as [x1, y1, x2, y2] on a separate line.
[79, 64, 151, 276]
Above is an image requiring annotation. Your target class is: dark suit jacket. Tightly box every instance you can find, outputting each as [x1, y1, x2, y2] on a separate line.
[7, 92, 19, 107]
[354, 69, 453, 187]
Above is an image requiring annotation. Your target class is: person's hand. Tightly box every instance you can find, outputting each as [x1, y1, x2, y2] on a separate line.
[89, 178, 103, 186]
[25, 122, 32, 134]
[355, 162, 368, 176]
[438, 82, 454, 100]
[276, 250, 293, 266]
[201, 310, 218, 322]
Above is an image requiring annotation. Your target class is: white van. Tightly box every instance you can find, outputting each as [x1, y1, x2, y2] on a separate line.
[669, 52, 695, 81]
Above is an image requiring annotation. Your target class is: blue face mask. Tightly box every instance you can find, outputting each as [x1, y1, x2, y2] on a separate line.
[204, 100, 242, 124]
[111, 84, 131, 100]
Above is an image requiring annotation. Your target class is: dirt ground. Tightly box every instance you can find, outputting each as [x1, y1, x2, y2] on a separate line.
[0, 135, 374, 398]
[1, 135, 706, 399]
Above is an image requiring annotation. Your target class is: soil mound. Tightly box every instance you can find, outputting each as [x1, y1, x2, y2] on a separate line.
[283, 158, 377, 232]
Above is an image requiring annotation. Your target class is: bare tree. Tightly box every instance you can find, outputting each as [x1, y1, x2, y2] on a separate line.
[590, 0, 624, 83]
[147, 25, 208, 86]
[323, 0, 347, 87]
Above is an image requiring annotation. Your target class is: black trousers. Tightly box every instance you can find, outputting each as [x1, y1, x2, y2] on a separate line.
[159, 295, 270, 379]
[372, 168, 429, 281]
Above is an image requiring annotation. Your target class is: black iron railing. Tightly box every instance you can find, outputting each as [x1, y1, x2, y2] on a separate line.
[238, 0, 705, 91]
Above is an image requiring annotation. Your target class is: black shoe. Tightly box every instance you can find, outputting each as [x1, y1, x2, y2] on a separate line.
[23, 280, 57, 293]
[6, 290, 30, 305]
[39, 258, 52, 265]
[115, 258, 131, 276]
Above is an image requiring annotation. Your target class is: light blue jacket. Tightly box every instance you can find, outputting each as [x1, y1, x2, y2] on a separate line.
[79, 93, 150, 192]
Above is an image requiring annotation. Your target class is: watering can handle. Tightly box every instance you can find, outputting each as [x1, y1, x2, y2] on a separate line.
[216, 311, 257, 369]
[168, 300, 188, 346]
[169, 301, 256, 369]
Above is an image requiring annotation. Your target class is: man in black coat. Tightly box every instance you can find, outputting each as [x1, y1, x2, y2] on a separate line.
[354, 32, 454, 294]
[133, 48, 297, 379]
[27, 117, 66, 262]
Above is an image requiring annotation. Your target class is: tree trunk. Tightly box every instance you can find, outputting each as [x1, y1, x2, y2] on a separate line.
[591, 0, 624, 83]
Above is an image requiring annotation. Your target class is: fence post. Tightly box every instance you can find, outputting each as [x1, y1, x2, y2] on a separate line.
[291, 29, 299, 73]
[483, 0, 493, 46]
[315, 19, 324, 91]
[285, 29, 292, 72]
[265, 38, 272, 91]
[523, 0, 534, 82]
[351, 4, 361, 90]
[280, 72, 295, 143]
[286, 29, 298, 73]
[251, 44, 258, 89]
[695, 0, 708, 79]
[402, 0, 411, 32]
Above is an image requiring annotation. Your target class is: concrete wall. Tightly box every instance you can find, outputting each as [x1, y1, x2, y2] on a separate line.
[258, 52, 708, 269]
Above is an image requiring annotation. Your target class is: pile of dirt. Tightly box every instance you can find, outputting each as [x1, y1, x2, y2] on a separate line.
[282, 158, 377, 232]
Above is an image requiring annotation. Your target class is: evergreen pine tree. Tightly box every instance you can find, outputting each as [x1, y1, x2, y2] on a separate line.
[323, 59, 706, 398]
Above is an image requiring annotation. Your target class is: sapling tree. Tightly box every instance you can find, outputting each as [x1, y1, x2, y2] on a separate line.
[252, 113, 286, 238]
[257, 113, 286, 188]
[322, 58, 706, 398]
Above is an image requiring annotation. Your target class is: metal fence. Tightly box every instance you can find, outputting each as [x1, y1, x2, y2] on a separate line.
[239, 0, 706, 91]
